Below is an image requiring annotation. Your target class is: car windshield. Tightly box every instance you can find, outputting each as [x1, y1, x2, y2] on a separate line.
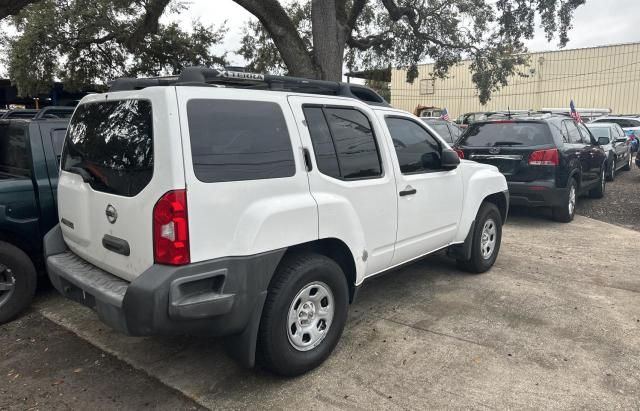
[586, 126, 610, 139]
[459, 122, 553, 147]
[425, 122, 452, 143]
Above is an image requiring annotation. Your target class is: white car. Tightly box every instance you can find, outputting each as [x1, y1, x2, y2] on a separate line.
[44, 68, 508, 376]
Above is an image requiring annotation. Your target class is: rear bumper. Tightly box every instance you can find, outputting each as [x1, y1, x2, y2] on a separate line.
[507, 180, 565, 208]
[43, 225, 285, 338]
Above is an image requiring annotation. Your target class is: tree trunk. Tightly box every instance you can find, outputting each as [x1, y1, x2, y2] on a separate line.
[311, 0, 346, 81]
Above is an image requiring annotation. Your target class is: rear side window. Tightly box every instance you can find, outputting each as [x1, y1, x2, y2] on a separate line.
[0, 122, 30, 177]
[563, 121, 582, 144]
[304, 106, 382, 180]
[187, 100, 295, 183]
[302, 107, 341, 178]
[460, 122, 553, 147]
[62, 100, 153, 197]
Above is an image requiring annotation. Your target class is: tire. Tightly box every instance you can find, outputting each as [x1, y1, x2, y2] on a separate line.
[258, 253, 349, 377]
[457, 202, 502, 274]
[621, 152, 631, 171]
[589, 166, 606, 199]
[607, 158, 615, 181]
[0, 241, 37, 324]
[552, 178, 577, 223]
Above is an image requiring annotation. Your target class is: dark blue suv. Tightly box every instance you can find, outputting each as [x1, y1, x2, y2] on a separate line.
[455, 114, 607, 222]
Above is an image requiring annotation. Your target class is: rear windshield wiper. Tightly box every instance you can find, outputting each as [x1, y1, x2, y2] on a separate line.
[492, 141, 523, 146]
[67, 166, 95, 183]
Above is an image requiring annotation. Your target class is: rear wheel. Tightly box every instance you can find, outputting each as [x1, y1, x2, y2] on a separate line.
[589, 166, 606, 198]
[0, 241, 37, 324]
[457, 202, 502, 273]
[258, 253, 349, 376]
[552, 178, 577, 223]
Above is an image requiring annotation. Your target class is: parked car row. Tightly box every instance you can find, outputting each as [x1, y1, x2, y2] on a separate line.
[434, 112, 635, 223]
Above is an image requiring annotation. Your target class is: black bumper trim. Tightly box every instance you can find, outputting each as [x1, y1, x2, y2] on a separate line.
[43, 225, 286, 342]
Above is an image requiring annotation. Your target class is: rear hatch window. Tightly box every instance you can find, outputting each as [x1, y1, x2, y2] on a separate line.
[62, 100, 153, 197]
[458, 121, 555, 182]
[459, 121, 553, 147]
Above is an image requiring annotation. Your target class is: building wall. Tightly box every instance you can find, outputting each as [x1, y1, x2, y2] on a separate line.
[390, 42, 640, 118]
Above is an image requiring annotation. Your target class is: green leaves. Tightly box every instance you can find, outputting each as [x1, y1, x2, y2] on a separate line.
[237, 0, 585, 104]
[4, 0, 227, 96]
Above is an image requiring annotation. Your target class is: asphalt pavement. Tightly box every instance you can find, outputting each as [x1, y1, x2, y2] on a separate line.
[8, 214, 638, 410]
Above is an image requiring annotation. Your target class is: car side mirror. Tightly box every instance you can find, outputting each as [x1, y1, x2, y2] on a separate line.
[440, 148, 460, 170]
[421, 152, 441, 170]
[597, 136, 610, 146]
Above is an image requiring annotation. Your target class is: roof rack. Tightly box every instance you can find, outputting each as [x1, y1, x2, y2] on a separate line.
[108, 67, 390, 107]
[33, 106, 75, 120]
[1, 109, 39, 119]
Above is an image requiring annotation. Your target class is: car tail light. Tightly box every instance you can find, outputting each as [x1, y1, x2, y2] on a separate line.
[528, 148, 559, 166]
[454, 147, 465, 159]
[153, 190, 190, 265]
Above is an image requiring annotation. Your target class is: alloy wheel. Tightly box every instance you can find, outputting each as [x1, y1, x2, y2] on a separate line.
[568, 184, 576, 216]
[287, 281, 335, 351]
[480, 219, 497, 260]
[0, 263, 16, 307]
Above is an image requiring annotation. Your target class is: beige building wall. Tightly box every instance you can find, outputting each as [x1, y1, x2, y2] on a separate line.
[390, 42, 640, 118]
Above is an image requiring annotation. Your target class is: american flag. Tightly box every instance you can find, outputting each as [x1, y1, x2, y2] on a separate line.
[570, 99, 582, 123]
[440, 107, 450, 121]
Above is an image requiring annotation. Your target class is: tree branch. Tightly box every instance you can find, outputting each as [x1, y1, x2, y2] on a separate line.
[233, 0, 317, 77]
[124, 0, 172, 49]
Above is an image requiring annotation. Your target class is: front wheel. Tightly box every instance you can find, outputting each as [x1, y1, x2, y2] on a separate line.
[457, 202, 502, 273]
[258, 253, 349, 376]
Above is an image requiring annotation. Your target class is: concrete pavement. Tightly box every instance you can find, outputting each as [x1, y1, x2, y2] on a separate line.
[35, 215, 640, 410]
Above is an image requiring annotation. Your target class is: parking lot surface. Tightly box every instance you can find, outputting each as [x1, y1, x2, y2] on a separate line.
[576, 160, 640, 232]
[26, 214, 640, 410]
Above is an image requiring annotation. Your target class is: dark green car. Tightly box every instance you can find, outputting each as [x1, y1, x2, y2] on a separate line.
[0, 108, 72, 322]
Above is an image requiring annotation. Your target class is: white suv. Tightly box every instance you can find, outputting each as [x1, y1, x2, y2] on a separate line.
[44, 68, 508, 376]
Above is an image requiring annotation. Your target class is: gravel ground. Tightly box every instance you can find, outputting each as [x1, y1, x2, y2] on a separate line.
[576, 155, 640, 232]
[0, 307, 204, 411]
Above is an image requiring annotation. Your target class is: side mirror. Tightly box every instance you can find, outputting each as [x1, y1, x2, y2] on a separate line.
[421, 152, 441, 169]
[597, 136, 610, 146]
[441, 148, 460, 170]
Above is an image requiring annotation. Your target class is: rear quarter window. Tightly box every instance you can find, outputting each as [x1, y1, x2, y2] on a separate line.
[460, 122, 553, 147]
[187, 99, 295, 183]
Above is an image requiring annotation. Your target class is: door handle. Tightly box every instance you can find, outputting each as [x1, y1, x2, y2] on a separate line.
[302, 148, 313, 171]
[399, 186, 417, 197]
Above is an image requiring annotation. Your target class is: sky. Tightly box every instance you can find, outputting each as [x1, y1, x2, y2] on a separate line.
[165, 0, 640, 66]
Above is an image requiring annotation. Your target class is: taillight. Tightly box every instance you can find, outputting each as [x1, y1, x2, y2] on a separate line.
[528, 148, 559, 166]
[153, 190, 190, 265]
[454, 147, 465, 159]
